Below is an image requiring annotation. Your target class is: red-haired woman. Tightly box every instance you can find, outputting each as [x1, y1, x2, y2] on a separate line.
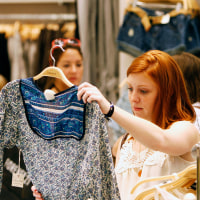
[77, 50, 199, 200]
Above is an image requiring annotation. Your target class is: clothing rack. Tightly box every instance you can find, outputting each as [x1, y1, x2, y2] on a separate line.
[0, 13, 76, 21]
[135, 1, 183, 10]
[131, 0, 184, 10]
[0, 0, 75, 3]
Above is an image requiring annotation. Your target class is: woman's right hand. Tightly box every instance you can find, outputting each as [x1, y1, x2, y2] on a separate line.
[31, 186, 44, 200]
[77, 82, 111, 115]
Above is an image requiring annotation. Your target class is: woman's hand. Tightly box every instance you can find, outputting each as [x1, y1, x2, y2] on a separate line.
[31, 186, 44, 200]
[77, 82, 111, 114]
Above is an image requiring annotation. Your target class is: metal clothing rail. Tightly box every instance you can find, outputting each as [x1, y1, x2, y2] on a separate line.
[0, 13, 76, 21]
[135, 1, 183, 9]
[0, 0, 75, 3]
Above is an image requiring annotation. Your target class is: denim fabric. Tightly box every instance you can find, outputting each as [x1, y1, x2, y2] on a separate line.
[117, 7, 200, 56]
[185, 15, 200, 54]
[145, 14, 189, 55]
[116, 11, 146, 57]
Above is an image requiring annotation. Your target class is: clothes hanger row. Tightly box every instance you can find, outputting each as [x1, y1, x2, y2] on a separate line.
[131, 164, 197, 200]
[128, 0, 200, 11]
[0, 21, 75, 40]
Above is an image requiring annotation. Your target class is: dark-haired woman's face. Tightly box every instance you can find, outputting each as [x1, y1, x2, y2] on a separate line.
[56, 48, 83, 86]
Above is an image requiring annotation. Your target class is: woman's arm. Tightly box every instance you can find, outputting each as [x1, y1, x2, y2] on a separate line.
[78, 82, 199, 156]
[112, 106, 199, 156]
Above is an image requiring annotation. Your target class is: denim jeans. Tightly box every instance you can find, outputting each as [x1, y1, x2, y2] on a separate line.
[185, 15, 200, 54]
[117, 7, 200, 56]
[117, 10, 146, 57]
[144, 13, 189, 55]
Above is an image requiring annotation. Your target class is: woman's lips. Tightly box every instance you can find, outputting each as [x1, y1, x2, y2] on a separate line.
[133, 107, 142, 112]
[68, 77, 77, 82]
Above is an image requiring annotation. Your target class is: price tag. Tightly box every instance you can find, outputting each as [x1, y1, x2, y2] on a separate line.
[12, 173, 24, 188]
[11, 149, 24, 188]
[161, 14, 170, 24]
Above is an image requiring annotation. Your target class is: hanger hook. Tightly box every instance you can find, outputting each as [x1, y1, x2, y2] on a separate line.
[50, 42, 65, 66]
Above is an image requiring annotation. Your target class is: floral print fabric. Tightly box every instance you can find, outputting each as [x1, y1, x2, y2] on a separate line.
[0, 79, 120, 200]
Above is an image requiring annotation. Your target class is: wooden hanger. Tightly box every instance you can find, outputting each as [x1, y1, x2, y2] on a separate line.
[33, 67, 74, 88]
[129, 0, 187, 10]
[132, 0, 200, 10]
[131, 164, 196, 200]
[33, 45, 74, 88]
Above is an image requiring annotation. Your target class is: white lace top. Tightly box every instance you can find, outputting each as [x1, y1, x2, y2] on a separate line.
[115, 135, 196, 200]
[193, 102, 200, 133]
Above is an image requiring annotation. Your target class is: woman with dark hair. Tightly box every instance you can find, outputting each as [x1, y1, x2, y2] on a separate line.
[172, 52, 200, 133]
[47, 38, 83, 91]
[77, 50, 199, 200]
[32, 38, 84, 200]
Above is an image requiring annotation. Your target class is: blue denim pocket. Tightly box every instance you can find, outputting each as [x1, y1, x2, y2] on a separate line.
[116, 11, 146, 57]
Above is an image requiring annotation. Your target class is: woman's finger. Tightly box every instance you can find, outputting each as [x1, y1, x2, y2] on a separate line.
[31, 185, 44, 200]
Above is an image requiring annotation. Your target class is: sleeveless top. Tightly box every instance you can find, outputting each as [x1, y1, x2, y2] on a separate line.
[115, 134, 196, 200]
[193, 102, 200, 133]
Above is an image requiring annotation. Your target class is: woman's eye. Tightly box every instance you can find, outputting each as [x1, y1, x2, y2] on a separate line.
[140, 90, 148, 94]
[128, 87, 133, 92]
[63, 64, 70, 68]
[76, 63, 82, 67]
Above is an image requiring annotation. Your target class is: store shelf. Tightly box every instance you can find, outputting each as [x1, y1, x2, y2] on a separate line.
[0, 13, 76, 21]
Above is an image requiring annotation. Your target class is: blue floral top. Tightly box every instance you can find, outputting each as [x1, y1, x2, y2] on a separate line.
[0, 79, 120, 200]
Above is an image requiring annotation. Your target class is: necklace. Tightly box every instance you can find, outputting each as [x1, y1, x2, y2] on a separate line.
[136, 148, 153, 177]
[129, 136, 153, 177]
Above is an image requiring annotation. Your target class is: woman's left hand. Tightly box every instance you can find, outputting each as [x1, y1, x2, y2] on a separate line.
[31, 186, 44, 200]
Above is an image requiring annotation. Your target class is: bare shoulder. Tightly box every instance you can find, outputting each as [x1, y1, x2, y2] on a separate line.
[170, 120, 197, 129]
[168, 121, 199, 140]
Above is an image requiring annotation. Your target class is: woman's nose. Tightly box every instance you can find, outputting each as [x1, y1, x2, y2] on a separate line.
[130, 91, 140, 102]
[71, 65, 77, 72]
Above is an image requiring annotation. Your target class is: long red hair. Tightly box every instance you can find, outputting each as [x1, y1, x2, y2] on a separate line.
[127, 50, 195, 129]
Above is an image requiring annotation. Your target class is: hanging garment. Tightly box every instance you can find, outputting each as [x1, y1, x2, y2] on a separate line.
[117, 5, 200, 57]
[0, 79, 120, 200]
[7, 31, 28, 81]
[0, 33, 11, 81]
[21, 78, 83, 140]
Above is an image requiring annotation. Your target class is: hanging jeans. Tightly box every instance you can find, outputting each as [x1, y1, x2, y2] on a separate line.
[117, 6, 200, 56]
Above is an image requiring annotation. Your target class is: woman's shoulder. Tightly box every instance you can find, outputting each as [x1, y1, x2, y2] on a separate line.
[170, 120, 196, 128]
[168, 120, 199, 139]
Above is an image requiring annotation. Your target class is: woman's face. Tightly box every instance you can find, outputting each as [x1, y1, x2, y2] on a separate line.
[56, 48, 83, 86]
[127, 73, 158, 122]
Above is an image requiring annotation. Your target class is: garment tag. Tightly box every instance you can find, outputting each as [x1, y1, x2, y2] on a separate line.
[161, 14, 170, 24]
[11, 149, 24, 188]
[12, 173, 24, 188]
